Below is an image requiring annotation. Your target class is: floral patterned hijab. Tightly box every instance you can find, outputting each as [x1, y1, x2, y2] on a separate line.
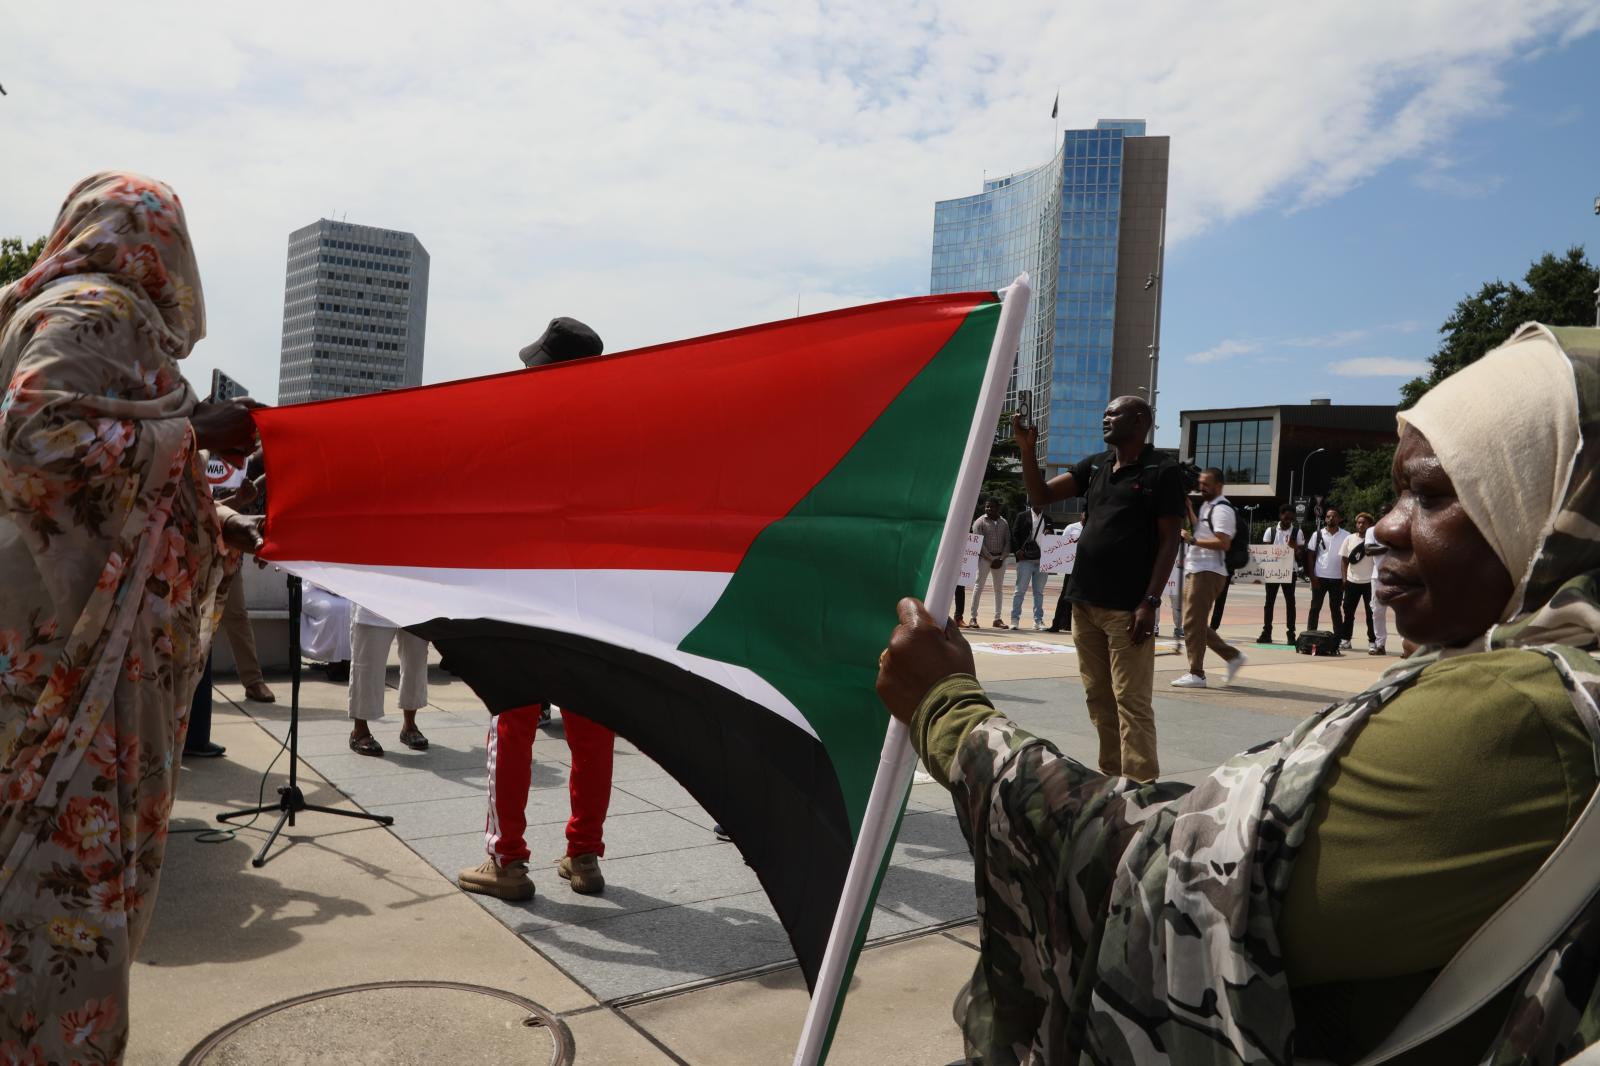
[0, 171, 205, 428]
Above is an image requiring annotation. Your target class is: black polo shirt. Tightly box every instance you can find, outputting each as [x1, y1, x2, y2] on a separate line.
[1065, 446, 1186, 611]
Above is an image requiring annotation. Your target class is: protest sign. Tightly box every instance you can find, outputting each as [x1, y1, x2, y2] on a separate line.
[1236, 543, 1294, 584]
[204, 455, 246, 491]
[1038, 531, 1079, 574]
[958, 532, 982, 587]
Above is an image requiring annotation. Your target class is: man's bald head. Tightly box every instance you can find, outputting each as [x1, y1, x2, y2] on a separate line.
[1101, 395, 1152, 445]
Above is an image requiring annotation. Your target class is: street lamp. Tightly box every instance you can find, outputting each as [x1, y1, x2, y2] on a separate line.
[1242, 503, 1258, 545]
[1143, 208, 1166, 443]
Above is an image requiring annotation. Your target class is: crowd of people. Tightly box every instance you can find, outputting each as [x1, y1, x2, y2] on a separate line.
[5, 169, 1599, 1066]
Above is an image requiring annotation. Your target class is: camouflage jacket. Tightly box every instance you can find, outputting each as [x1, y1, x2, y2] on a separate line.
[938, 325, 1600, 1065]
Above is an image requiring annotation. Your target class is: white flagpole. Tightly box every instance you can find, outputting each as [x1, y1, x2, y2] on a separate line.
[792, 274, 1032, 1066]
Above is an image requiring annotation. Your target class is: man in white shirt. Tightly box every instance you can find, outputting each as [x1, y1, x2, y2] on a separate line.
[1360, 520, 1391, 655]
[1010, 503, 1050, 631]
[1172, 468, 1246, 688]
[1340, 512, 1385, 653]
[1257, 505, 1305, 645]
[1305, 507, 1351, 634]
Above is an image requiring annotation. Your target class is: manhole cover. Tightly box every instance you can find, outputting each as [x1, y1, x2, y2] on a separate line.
[182, 981, 573, 1065]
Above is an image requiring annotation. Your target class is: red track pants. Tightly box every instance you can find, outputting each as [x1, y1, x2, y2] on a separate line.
[484, 704, 615, 863]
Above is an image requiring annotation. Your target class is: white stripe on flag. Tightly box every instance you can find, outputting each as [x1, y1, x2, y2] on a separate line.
[277, 561, 818, 741]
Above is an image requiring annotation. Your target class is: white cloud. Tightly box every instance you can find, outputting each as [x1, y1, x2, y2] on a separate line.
[1187, 339, 1260, 364]
[0, 1, 1592, 402]
[1330, 357, 1430, 376]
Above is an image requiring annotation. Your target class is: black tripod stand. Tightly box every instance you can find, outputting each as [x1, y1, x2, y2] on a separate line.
[218, 574, 393, 866]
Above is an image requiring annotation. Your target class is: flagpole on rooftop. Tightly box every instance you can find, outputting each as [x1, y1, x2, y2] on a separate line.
[792, 275, 1033, 1066]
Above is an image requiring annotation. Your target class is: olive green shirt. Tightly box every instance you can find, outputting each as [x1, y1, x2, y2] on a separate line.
[909, 649, 1595, 1064]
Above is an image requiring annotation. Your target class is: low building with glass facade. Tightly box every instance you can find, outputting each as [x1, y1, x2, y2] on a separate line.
[1178, 401, 1398, 529]
[277, 220, 430, 404]
[930, 119, 1169, 484]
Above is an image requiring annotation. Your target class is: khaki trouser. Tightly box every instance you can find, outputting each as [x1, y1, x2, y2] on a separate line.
[1183, 570, 1240, 676]
[218, 577, 263, 686]
[1071, 603, 1159, 781]
[970, 558, 1007, 622]
[348, 621, 429, 721]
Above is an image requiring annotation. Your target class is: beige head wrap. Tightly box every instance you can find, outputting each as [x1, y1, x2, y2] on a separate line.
[1397, 328, 1580, 620]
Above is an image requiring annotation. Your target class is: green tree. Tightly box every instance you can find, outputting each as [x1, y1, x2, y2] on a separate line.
[1335, 247, 1599, 515]
[1399, 246, 1598, 408]
[1328, 443, 1396, 519]
[0, 236, 45, 287]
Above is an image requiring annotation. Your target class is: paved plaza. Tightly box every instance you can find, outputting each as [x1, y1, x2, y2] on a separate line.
[128, 582, 1394, 1064]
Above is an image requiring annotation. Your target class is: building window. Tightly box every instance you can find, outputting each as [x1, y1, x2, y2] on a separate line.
[1192, 418, 1273, 485]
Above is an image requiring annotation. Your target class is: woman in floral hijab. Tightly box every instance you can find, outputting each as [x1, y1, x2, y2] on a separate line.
[0, 173, 261, 1062]
[878, 323, 1600, 1064]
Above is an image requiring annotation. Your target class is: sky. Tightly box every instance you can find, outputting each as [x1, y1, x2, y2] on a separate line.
[3, 1, 1598, 447]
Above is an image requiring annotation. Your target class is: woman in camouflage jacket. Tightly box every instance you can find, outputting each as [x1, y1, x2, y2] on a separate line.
[877, 323, 1600, 1065]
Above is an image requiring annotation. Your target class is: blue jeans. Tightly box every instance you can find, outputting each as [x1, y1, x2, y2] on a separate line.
[1011, 559, 1048, 627]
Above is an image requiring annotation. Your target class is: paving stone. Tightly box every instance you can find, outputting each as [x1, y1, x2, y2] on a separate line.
[614, 775, 699, 810]
[891, 809, 968, 865]
[524, 888, 796, 1001]
[875, 854, 976, 927]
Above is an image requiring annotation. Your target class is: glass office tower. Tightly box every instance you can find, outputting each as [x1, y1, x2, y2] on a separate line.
[931, 119, 1168, 479]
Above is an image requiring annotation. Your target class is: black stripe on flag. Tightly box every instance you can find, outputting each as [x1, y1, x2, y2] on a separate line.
[409, 618, 854, 990]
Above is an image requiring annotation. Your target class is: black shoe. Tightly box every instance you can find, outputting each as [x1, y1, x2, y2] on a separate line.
[322, 660, 350, 683]
[1256, 632, 1272, 644]
[1286, 633, 1297, 646]
[183, 741, 227, 759]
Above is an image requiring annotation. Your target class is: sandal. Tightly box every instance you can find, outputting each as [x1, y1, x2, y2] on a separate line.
[349, 732, 384, 757]
[399, 728, 429, 751]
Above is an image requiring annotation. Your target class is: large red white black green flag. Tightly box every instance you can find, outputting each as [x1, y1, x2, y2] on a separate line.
[256, 279, 1029, 1062]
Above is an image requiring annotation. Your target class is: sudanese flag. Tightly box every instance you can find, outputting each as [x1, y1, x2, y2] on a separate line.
[254, 290, 1014, 1011]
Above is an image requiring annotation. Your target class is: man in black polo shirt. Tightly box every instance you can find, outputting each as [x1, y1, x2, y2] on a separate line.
[1014, 396, 1184, 781]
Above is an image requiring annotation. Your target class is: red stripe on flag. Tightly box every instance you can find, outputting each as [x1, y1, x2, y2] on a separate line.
[257, 293, 991, 572]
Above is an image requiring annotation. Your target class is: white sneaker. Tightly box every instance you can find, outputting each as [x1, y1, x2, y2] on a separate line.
[1033, 623, 1045, 632]
[1339, 640, 1353, 650]
[1171, 673, 1207, 688]
[1224, 652, 1249, 685]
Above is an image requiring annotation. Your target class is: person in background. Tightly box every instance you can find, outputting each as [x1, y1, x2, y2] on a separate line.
[346, 604, 431, 756]
[216, 544, 274, 705]
[1258, 504, 1305, 645]
[1339, 512, 1380, 652]
[300, 583, 353, 681]
[1172, 468, 1247, 688]
[968, 497, 1009, 630]
[1010, 500, 1049, 631]
[1305, 506, 1350, 634]
[1044, 518, 1082, 633]
[458, 317, 616, 901]
[1362, 519, 1391, 655]
[1013, 396, 1183, 782]
[1, 172, 264, 1061]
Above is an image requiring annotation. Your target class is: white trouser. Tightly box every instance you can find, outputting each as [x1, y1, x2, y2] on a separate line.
[970, 558, 1007, 621]
[1374, 601, 1388, 644]
[348, 621, 429, 721]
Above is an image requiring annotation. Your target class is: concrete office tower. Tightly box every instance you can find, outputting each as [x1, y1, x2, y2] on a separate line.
[277, 220, 430, 404]
[931, 119, 1169, 480]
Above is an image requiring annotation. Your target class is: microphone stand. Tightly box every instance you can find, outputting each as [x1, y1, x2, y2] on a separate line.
[217, 574, 393, 867]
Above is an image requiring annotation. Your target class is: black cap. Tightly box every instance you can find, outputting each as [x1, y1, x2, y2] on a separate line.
[519, 317, 604, 367]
